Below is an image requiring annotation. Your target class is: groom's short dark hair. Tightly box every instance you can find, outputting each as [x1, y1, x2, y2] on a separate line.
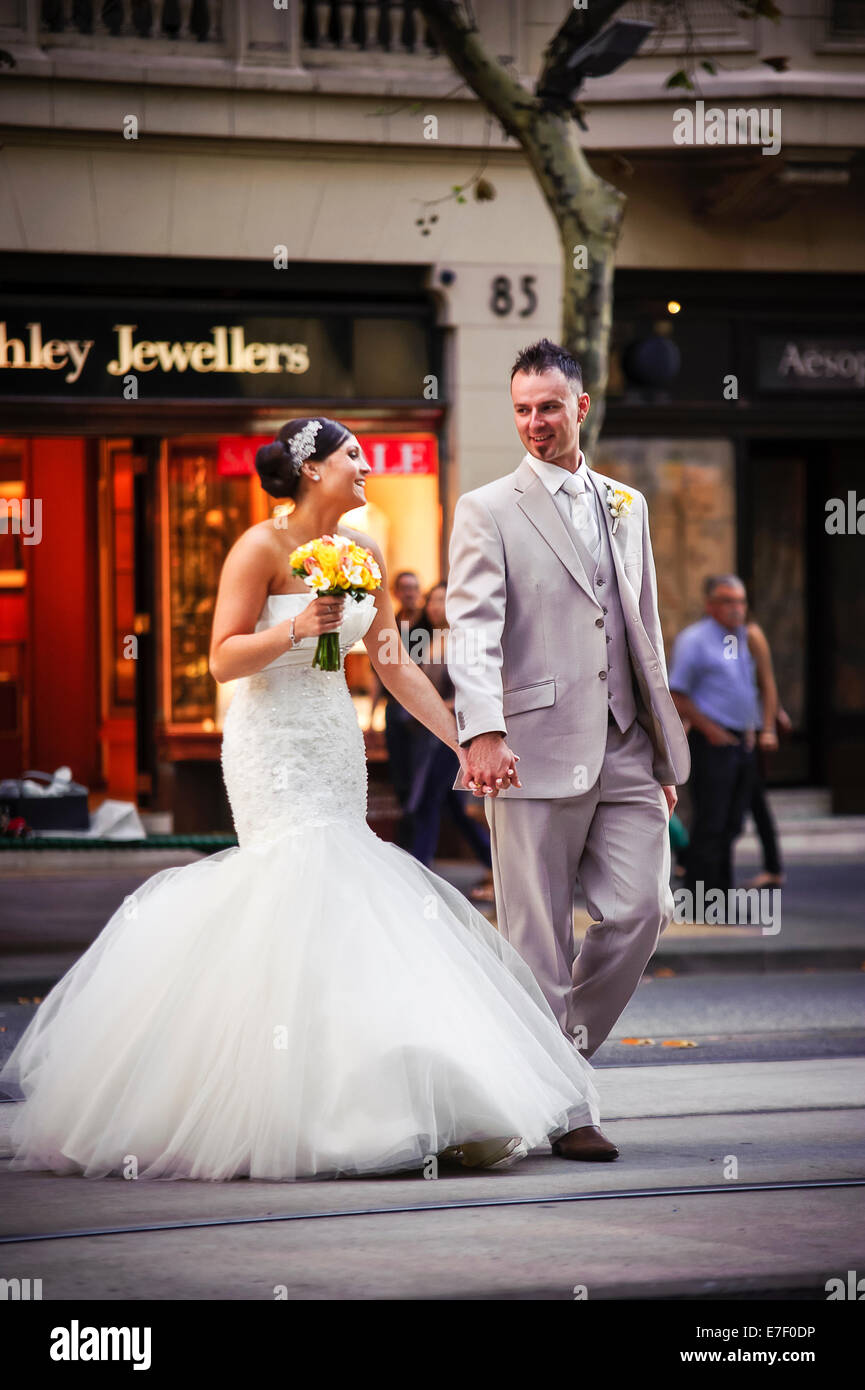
[511, 339, 583, 395]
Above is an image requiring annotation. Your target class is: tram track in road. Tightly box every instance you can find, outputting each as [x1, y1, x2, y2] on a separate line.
[1, 1176, 863, 1247]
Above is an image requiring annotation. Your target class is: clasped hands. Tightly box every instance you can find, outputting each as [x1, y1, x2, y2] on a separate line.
[458, 731, 521, 798]
[458, 732, 678, 819]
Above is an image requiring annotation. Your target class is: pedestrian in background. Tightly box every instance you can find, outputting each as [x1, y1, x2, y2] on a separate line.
[669, 575, 760, 917]
[406, 582, 494, 884]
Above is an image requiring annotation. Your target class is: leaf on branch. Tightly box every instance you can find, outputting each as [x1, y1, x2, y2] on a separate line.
[762, 54, 790, 72]
[700, 60, 717, 75]
[473, 177, 496, 201]
[665, 69, 693, 91]
[606, 152, 635, 179]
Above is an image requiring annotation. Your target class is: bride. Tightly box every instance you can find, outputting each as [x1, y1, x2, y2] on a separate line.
[1, 416, 602, 1182]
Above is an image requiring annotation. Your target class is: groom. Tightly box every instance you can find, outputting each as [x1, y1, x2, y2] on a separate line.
[445, 338, 690, 1161]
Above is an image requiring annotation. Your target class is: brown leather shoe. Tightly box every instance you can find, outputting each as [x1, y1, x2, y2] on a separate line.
[551, 1124, 619, 1161]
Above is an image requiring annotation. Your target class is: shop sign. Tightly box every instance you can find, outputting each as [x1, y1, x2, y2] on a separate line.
[0, 304, 430, 400]
[758, 336, 865, 392]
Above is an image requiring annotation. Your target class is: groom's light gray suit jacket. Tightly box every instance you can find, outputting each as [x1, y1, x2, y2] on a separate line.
[445, 455, 690, 796]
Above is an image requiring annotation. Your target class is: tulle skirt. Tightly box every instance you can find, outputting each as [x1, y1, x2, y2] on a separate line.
[1, 818, 600, 1181]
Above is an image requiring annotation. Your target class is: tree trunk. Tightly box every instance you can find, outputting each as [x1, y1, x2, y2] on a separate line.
[513, 113, 626, 458]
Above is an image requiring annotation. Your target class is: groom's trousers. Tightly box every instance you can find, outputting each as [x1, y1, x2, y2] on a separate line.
[484, 713, 674, 1060]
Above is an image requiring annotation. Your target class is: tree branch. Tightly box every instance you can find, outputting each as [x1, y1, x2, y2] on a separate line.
[416, 0, 534, 139]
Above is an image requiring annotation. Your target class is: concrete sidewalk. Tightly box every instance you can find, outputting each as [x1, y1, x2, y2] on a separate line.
[1, 1056, 862, 1299]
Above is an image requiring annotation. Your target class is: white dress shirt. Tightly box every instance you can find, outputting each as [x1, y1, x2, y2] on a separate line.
[526, 451, 602, 561]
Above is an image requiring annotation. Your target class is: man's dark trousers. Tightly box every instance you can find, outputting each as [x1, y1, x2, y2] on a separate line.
[685, 726, 757, 909]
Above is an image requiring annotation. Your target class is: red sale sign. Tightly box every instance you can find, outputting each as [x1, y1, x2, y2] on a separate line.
[217, 436, 259, 477]
[359, 436, 437, 475]
[217, 433, 437, 478]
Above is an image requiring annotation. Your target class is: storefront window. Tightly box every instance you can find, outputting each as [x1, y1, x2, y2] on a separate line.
[0, 444, 27, 777]
[108, 450, 136, 707]
[167, 443, 252, 724]
[593, 437, 736, 653]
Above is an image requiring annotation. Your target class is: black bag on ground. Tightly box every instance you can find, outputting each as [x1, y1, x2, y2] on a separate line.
[0, 770, 91, 831]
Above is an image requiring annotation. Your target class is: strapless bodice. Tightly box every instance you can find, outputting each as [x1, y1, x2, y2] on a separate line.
[254, 591, 377, 671]
[220, 590, 376, 848]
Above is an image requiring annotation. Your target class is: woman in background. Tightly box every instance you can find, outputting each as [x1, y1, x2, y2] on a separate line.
[745, 620, 788, 889]
[406, 583, 495, 899]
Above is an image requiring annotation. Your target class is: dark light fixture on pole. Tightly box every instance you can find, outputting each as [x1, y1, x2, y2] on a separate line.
[537, 19, 654, 128]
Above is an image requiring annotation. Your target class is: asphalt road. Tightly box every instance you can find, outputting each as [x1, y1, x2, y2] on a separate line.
[2, 968, 861, 1083]
[597, 968, 865, 1066]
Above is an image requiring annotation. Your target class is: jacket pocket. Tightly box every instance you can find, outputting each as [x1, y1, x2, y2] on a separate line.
[502, 678, 556, 717]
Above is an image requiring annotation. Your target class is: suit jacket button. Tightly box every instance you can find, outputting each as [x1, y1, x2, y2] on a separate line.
[595, 617, 604, 627]
[599, 671, 607, 680]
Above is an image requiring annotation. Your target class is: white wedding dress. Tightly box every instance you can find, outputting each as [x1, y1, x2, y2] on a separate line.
[1, 592, 600, 1182]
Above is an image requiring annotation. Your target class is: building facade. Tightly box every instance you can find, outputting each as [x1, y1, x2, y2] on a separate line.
[1, 0, 863, 823]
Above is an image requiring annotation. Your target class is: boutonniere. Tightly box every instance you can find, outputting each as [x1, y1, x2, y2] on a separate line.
[605, 487, 634, 535]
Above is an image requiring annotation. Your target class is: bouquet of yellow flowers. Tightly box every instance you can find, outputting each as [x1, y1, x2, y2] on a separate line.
[289, 534, 382, 671]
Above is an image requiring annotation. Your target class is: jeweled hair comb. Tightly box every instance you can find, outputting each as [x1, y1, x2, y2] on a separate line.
[287, 419, 323, 469]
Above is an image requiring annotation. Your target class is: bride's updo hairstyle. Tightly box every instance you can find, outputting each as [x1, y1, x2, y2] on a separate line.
[255, 417, 351, 500]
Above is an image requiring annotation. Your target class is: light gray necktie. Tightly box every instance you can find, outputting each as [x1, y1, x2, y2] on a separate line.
[560, 469, 601, 561]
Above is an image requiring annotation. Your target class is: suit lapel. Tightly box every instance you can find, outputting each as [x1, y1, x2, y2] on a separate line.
[587, 465, 636, 607]
[513, 457, 598, 606]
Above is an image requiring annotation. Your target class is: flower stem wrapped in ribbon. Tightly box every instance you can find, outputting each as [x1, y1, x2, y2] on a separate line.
[288, 534, 382, 671]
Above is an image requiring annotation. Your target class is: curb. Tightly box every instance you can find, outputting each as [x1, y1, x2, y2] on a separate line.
[649, 947, 865, 974]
